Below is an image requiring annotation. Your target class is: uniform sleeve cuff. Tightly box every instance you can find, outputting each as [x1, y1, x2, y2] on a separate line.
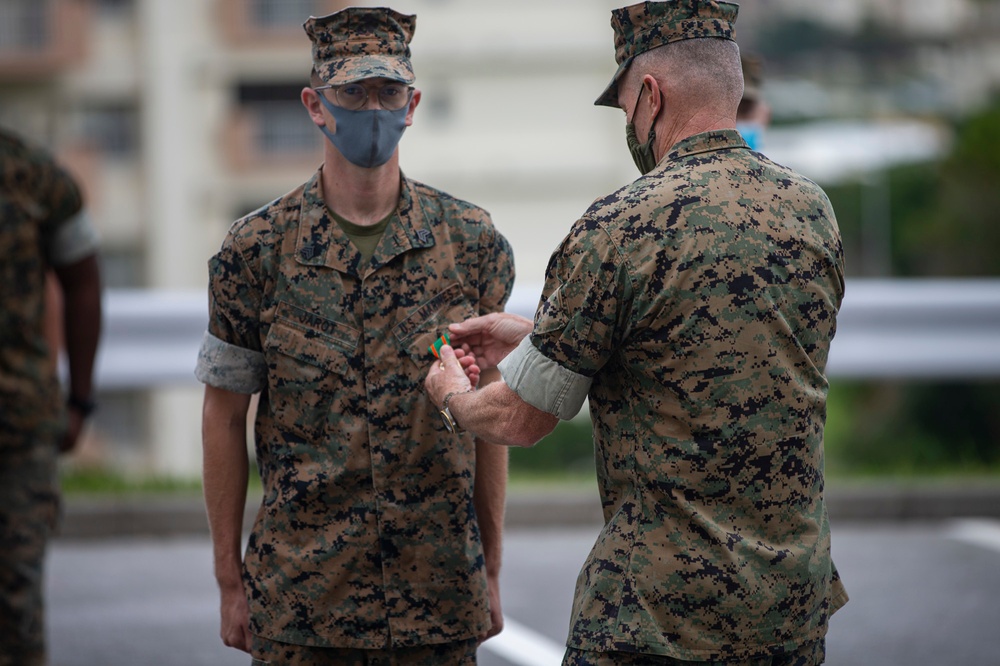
[194, 331, 267, 394]
[498, 336, 591, 421]
[50, 210, 100, 265]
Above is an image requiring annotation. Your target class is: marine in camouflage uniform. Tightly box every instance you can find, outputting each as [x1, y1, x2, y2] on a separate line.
[196, 8, 514, 664]
[425, 2, 847, 664]
[1, 128, 102, 666]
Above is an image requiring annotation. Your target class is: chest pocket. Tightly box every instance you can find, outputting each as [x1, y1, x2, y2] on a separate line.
[263, 303, 357, 440]
[392, 282, 477, 370]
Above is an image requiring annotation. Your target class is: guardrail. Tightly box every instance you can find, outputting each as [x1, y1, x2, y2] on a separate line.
[95, 279, 1000, 390]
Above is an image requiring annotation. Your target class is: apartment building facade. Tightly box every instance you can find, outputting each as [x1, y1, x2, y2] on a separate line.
[0, 0, 633, 475]
[2, 0, 997, 477]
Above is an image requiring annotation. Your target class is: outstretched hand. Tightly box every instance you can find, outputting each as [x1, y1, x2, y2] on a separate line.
[447, 313, 533, 371]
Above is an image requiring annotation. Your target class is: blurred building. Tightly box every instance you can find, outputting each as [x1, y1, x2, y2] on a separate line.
[0, 0, 633, 477]
[1, 0, 998, 477]
[740, 0, 1000, 119]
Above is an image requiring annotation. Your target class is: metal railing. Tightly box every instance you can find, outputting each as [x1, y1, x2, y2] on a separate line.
[94, 279, 1000, 390]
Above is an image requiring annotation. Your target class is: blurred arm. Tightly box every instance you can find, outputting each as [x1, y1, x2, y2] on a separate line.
[53, 254, 102, 452]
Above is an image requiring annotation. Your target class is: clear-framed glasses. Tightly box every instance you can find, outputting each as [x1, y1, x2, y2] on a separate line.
[314, 82, 413, 111]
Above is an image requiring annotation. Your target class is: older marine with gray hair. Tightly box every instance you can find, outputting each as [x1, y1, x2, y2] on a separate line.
[425, 1, 848, 664]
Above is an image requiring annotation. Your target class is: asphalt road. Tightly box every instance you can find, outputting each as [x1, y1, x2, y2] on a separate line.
[45, 520, 1000, 666]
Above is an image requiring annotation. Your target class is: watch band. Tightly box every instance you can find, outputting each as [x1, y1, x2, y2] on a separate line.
[442, 389, 473, 411]
[440, 389, 473, 434]
[67, 394, 97, 418]
[440, 407, 460, 434]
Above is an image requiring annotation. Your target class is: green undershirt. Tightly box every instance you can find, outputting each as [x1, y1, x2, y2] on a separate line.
[329, 208, 393, 266]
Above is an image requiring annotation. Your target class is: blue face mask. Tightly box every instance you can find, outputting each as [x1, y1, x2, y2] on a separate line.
[316, 93, 409, 168]
[737, 122, 764, 152]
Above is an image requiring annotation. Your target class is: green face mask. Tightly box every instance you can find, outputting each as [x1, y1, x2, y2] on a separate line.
[625, 86, 659, 175]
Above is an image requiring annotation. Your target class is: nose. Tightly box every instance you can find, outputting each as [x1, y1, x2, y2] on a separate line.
[364, 91, 384, 111]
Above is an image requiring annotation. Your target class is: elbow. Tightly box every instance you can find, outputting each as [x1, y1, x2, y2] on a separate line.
[499, 412, 558, 448]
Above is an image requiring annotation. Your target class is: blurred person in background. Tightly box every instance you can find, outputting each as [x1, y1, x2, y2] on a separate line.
[425, 1, 847, 664]
[0, 126, 102, 666]
[737, 53, 771, 152]
[195, 7, 514, 664]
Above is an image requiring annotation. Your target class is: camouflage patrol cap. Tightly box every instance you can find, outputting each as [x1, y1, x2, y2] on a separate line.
[595, 0, 739, 108]
[303, 7, 416, 86]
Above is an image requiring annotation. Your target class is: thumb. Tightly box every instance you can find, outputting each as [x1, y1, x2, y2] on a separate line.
[438, 345, 473, 388]
[438, 344, 459, 365]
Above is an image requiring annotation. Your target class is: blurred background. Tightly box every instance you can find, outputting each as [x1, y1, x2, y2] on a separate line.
[2, 0, 999, 494]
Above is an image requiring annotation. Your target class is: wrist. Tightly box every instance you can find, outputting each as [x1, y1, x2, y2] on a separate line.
[440, 388, 474, 434]
[216, 566, 245, 592]
[67, 394, 97, 418]
[443, 388, 474, 411]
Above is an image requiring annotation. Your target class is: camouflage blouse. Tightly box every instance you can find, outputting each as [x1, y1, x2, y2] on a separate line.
[197, 170, 514, 647]
[500, 130, 848, 660]
[1, 130, 96, 439]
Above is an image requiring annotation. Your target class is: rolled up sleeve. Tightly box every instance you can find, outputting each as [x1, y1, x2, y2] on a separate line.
[195, 331, 266, 394]
[50, 210, 100, 266]
[498, 336, 591, 421]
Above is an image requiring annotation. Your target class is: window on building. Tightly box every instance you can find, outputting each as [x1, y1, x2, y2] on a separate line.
[249, 0, 317, 29]
[81, 104, 139, 159]
[0, 1, 47, 52]
[238, 83, 316, 155]
[96, 0, 134, 18]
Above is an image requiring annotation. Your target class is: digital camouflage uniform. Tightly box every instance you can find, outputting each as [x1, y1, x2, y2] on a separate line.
[497, 3, 848, 662]
[502, 126, 847, 663]
[1, 129, 98, 666]
[195, 169, 514, 649]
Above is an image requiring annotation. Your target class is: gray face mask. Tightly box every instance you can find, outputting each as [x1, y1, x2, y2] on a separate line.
[317, 93, 409, 168]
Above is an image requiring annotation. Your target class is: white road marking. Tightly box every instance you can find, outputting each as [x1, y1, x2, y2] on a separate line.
[480, 617, 567, 666]
[948, 519, 1000, 554]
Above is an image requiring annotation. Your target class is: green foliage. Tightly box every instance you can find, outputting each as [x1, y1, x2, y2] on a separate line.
[892, 105, 1000, 276]
[827, 99, 1000, 277]
[824, 380, 1000, 476]
[509, 418, 596, 482]
[952, 104, 1000, 174]
[59, 467, 203, 495]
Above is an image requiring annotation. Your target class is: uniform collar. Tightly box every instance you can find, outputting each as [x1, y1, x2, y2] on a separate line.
[664, 128, 748, 162]
[295, 169, 436, 275]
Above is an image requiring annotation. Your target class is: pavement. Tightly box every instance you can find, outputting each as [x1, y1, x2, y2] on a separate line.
[56, 479, 1000, 540]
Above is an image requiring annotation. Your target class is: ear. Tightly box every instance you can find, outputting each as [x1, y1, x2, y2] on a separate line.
[404, 88, 421, 128]
[642, 74, 662, 119]
[301, 87, 329, 129]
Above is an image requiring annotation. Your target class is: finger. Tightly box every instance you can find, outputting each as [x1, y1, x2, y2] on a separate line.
[448, 314, 496, 337]
[438, 344, 462, 372]
[240, 625, 253, 654]
[456, 350, 480, 379]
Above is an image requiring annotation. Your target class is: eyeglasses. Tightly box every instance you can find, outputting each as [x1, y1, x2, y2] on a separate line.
[314, 82, 413, 111]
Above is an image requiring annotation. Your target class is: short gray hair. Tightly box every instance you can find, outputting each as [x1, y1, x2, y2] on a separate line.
[632, 38, 743, 112]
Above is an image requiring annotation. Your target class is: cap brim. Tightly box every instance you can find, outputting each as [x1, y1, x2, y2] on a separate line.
[594, 58, 631, 108]
[318, 55, 415, 86]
